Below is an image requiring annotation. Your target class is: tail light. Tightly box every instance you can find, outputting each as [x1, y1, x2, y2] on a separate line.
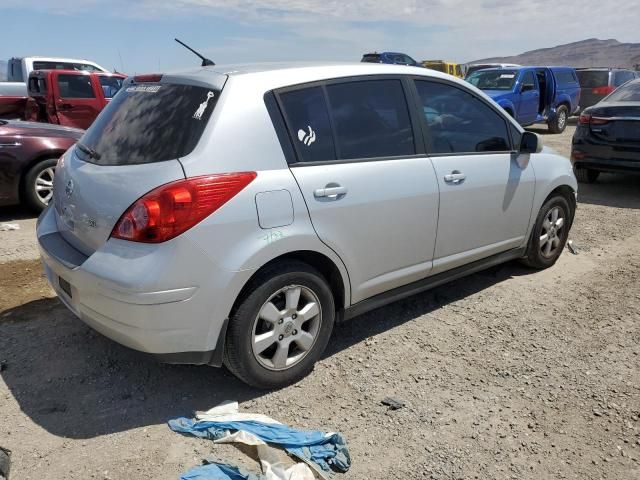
[111, 172, 256, 243]
[571, 150, 586, 161]
[133, 74, 163, 82]
[591, 86, 615, 95]
[578, 113, 610, 126]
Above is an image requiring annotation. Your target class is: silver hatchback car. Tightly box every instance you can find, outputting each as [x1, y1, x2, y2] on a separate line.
[38, 63, 577, 388]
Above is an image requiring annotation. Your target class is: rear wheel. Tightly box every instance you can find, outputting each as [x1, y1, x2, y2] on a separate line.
[521, 195, 572, 269]
[23, 158, 57, 212]
[224, 260, 335, 389]
[548, 105, 568, 133]
[574, 167, 599, 184]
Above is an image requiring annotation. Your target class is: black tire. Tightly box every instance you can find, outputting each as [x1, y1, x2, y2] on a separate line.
[574, 167, 599, 184]
[548, 105, 568, 134]
[521, 195, 573, 269]
[23, 158, 57, 212]
[224, 260, 335, 389]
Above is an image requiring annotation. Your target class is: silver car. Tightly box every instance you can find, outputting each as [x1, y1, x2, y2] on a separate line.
[37, 63, 577, 388]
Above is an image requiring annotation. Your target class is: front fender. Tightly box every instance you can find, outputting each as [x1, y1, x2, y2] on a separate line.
[496, 99, 517, 117]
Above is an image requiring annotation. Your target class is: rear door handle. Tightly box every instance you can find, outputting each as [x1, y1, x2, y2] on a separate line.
[314, 186, 347, 198]
[444, 171, 466, 184]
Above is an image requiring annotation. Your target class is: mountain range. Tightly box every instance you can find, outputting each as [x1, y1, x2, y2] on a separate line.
[471, 38, 640, 68]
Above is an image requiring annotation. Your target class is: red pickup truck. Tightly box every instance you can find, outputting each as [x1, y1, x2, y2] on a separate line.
[0, 69, 126, 129]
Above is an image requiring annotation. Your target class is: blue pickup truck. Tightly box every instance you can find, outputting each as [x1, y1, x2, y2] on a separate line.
[466, 66, 581, 133]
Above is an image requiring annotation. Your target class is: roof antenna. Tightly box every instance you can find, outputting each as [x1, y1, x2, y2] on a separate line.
[174, 38, 215, 66]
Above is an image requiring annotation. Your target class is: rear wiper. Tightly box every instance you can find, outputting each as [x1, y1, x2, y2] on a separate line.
[76, 142, 101, 160]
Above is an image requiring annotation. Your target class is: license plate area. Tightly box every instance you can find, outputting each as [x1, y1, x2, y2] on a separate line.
[59, 276, 72, 299]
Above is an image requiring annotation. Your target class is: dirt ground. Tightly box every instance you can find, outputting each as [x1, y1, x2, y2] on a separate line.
[1, 123, 639, 480]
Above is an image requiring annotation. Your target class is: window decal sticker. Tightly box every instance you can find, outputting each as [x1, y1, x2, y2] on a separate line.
[297, 125, 316, 146]
[193, 91, 215, 120]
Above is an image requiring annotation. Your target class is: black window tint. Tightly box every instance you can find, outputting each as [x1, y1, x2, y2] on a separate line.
[521, 71, 536, 89]
[78, 83, 220, 165]
[576, 70, 609, 87]
[279, 86, 336, 163]
[415, 80, 511, 154]
[57, 74, 95, 98]
[326, 80, 415, 160]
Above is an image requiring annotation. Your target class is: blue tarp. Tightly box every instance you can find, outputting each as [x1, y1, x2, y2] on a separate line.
[169, 417, 350, 474]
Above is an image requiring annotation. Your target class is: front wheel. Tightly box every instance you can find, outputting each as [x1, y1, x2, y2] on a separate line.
[521, 195, 573, 269]
[224, 260, 335, 389]
[548, 105, 568, 134]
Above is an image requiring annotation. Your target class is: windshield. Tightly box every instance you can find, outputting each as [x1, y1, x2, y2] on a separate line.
[605, 80, 640, 102]
[32, 61, 104, 72]
[467, 70, 518, 90]
[77, 82, 220, 165]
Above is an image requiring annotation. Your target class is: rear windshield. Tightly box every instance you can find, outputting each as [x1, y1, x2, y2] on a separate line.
[605, 80, 640, 102]
[361, 54, 381, 63]
[77, 82, 220, 165]
[576, 70, 609, 87]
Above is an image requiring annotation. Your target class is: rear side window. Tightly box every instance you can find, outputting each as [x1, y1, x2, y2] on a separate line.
[279, 86, 336, 163]
[415, 80, 511, 154]
[614, 71, 635, 87]
[77, 83, 220, 165]
[57, 74, 95, 98]
[555, 70, 578, 85]
[361, 54, 381, 63]
[576, 70, 609, 87]
[605, 80, 640, 102]
[326, 80, 415, 160]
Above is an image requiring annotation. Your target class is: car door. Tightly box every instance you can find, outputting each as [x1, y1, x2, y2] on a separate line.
[53, 72, 102, 129]
[517, 70, 539, 124]
[276, 78, 440, 304]
[412, 78, 535, 273]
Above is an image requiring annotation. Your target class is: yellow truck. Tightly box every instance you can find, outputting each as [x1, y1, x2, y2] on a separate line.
[422, 60, 464, 78]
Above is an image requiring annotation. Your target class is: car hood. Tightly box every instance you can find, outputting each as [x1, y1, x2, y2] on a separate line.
[0, 120, 84, 140]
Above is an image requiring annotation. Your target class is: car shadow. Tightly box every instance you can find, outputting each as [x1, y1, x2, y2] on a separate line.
[577, 173, 640, 209]
[0, 205, 37, 222]
[0, 261, 530, 439]
[525, 117, 578, 135]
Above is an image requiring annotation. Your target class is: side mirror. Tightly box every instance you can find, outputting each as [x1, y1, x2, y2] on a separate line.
[520, 131, 542, 154]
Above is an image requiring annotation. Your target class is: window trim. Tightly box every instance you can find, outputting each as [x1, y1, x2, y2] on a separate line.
[270, 74, 427, 167]
[409, 76, 517, 157]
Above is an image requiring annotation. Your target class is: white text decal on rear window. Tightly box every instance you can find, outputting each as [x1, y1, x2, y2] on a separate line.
[126, 85, 162, 93]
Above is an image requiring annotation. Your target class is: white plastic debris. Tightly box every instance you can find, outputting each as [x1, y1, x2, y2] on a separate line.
[567, 240, 578, 255]
[0, 223, 20, 231]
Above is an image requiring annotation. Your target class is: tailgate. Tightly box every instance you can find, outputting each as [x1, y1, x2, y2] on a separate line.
[53, 148, 185, 256]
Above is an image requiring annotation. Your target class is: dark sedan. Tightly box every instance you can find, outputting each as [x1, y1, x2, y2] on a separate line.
[0, 120, 82, 210]
[571, 78, 640, 183]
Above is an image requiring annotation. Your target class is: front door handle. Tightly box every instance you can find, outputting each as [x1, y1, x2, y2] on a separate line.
[314, 185, 347, 198]
[444, 171, 466, 184]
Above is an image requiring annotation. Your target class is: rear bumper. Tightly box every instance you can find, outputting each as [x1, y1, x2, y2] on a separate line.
[37, 205, 251, 364]
[572, 139, 640, 173]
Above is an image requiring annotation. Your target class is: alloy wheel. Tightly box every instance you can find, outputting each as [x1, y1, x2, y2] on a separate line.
[539, 206, 565, 258]
[251, 285, 322, 371]
[35, 166, 55, 205]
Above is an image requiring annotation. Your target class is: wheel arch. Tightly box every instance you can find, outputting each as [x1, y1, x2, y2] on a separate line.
[230, 250, 349, 320]
[19, 150, 65, 201]
[544, 184, 577, 229]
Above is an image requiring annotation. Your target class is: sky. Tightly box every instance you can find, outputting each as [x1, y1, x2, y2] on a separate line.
[0, 0, 638, 74]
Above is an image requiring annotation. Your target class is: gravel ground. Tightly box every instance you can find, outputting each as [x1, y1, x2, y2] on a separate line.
[1, 123, 639, 479]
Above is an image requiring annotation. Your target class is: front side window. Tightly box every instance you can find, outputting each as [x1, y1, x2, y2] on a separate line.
[326, 79, 415, 160]
[57, 74, 95, 98]
[466, 70, 517, 90]
[99, 76, 124, 98]
[521, 71, 536, 89]
[279, 86, 336, 163]
[415, 80, 511, 154]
